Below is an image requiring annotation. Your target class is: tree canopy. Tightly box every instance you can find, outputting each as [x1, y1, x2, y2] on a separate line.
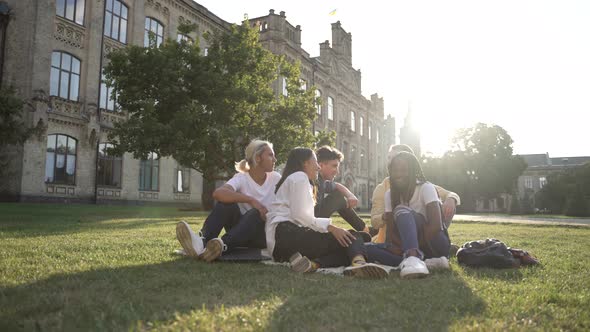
[423, 123, 526, 211]
[104, 22, 317, 208]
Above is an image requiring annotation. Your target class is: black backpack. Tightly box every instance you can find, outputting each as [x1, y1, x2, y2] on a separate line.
[457, 238, 518, 268]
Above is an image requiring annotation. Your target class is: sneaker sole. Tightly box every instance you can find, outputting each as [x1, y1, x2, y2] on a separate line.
[176, 222, 199, 258]
[400, 269, 429, 279]
[291, 256, 312, 273]
[344, 264, 388, 279]
[200, 240, 223, 263]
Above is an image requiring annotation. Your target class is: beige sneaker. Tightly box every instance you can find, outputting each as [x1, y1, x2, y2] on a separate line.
[343, 263, 389, 279]
[176, 221, 205, 258]
[289, 252, 316, 273]
[200, 238, 226, 263]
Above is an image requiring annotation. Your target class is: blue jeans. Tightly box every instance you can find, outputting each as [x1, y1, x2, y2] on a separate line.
[366, 206, 450, 266]
[200, 202, 266, 251]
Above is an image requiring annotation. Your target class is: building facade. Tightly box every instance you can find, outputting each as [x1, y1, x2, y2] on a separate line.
[250, 10, 395, 208]
[0, 2, 393, 208]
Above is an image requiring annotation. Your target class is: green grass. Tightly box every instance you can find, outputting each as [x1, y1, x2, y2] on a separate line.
[1, 203, 589, 331]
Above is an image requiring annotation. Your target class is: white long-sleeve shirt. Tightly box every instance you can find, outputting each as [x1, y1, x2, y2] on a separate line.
[265, 171, 332, 255]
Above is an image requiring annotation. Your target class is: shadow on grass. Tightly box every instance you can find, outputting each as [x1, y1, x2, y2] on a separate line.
[0, 258, 486, 331]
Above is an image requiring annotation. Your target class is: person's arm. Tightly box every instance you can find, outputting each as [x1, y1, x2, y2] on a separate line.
[290, 175, 355, 246]
[423, 183, 444, 229]
[334, 182, 358, 208]
[213, 183, 268, 220]
[433, 185, 460, 224]
[370, 182, 386, 228]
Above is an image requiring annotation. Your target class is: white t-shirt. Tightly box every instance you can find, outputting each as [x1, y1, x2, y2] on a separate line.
[226, 171, 282, 214]
[384, 182, 440, 218]
[266, 171, 332, 256]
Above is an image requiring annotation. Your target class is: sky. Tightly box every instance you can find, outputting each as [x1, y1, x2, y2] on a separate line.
[196, 0, 590, 157]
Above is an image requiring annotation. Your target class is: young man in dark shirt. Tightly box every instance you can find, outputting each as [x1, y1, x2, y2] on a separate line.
[315, 146, 366, 232]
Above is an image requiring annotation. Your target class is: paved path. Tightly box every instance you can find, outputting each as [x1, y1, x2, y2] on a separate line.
[454, 214, 590, 227]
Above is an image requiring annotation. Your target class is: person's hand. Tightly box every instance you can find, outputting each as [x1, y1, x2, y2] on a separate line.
[442, 198, 457, 222]
[328, 225, 356, 247]
[250, 199, 268, 221]
[346, 195, 359, 209]
[382, 211, 394, 223]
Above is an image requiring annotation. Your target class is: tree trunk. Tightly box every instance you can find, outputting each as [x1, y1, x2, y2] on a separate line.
[201, 175, 216, 211]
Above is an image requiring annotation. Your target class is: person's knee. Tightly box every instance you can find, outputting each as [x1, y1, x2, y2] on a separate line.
[243, 208, 264, 223]
[393, 205, 412, 218]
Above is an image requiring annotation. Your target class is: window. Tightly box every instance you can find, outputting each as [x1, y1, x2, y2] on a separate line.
[350, 111, 356, 132]
[327, 96, 334, 120]
[177, 34, 193, 44]
[99, 70, 118, 111]
[139, 152, 159, 191]
[360, 116, 364, 136]
[525, 176, 534, 189]
[361, 149, 367, 171]
[376, 128, 380, 144]
[539, 177, 547, 188]
[97, 143, 122, 187]
[315, 89, 322, 115]
[104, 0, 128, 43]
[50, 51, 81, 101]
[300, 79, 307, 91]
[203, 47, 209, 56]
[56, 0, 85, 25]
[369, 122, 372, 140]
[281, 76, 288, 96]
[45, 134, 77, 184]
[175, 164, 191, 193]
[144, 17, 164, 47]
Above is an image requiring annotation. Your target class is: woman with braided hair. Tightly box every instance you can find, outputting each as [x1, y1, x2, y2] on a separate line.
[365, 151, 451, 278]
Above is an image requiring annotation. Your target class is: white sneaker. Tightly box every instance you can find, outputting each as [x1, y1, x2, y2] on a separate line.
[399, 256, 429, 279]
[176, 221, 205, 258]
[424, 257, 450, 270]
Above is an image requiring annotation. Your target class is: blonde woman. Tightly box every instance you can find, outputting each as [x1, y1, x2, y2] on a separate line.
[176, 139, 280, 262]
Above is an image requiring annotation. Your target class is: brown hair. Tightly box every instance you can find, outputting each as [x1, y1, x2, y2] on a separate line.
[316, 145, 343, 163]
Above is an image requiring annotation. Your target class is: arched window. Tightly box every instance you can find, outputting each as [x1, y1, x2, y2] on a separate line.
[45, 134, 77, 184]
[56, 0, 85, 25]
[315, 89, 322, 115]
[327, 96, 334, 120]
[97, 143, 122, 187]
[50, 51, 81, 101]
[360, 116, 364, 136]
[104, 0, 128, 43]
[144, 17, 164, 47]
[350, 111, 356, 132]
[139, 152, 159, 191]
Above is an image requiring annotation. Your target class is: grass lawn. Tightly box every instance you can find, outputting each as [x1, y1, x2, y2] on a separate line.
[1, 203, 589, 331]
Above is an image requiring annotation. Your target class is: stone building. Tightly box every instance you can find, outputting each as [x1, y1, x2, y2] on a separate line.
[250, 10, 395, 208]
[0, 1, 393, 208]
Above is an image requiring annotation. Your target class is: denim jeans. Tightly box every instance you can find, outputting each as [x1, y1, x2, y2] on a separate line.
[315, 190, 366, 231]
[200, 202, 266, 251]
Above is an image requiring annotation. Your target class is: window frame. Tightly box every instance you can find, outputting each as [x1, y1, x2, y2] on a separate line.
[97, 142, 123, 188]
[139, 152, 160, 191]
[327, 96, 334, 120]
[104, 0, 129, 44]
[144, 17, 164, 48]
[50, 51, 81, 102]
[56, 0, 86, 26]
[174, 164, 191, 193]
[45, 134, 78, 185]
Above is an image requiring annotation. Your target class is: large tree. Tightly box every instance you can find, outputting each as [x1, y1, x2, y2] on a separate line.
[422, 123, 526, 211]
[105, 22, 317, 209]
